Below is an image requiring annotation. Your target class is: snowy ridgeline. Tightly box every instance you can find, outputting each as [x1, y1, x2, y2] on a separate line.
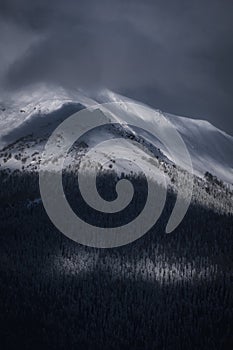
[0, 86, 232, 218]
[0, 86, 232, 183]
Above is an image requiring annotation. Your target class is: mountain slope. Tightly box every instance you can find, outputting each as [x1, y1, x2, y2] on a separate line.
[98, 90, 233, 185]
[0, 86, 232, 186]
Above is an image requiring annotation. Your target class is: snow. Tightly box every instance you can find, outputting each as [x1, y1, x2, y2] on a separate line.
[96, 90, 233, 184]
[0, 85, 232, 185]
[0, 84, 96, 148]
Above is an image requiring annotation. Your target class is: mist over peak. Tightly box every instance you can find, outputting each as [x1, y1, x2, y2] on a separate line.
[0, 0, 233, 134]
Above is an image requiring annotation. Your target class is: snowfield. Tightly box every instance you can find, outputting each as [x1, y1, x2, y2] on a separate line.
[0, 85, 232, 185]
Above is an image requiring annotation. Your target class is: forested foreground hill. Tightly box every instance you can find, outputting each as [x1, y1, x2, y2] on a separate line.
[0, 170, 232, 350]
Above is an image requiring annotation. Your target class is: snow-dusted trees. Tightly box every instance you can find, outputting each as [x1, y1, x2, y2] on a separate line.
[0, 170, 232, 349]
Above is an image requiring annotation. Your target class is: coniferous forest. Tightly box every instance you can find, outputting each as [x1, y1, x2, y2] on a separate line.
[0, 170, 232, 350]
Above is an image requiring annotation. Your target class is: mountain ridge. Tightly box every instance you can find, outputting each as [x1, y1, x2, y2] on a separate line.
[0, 86, 232, 185]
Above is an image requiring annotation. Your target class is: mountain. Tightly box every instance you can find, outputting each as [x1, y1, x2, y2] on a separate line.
[99, 90, 233, 185]
[0, 86, 232, 349]
[0, 85, 232, 185]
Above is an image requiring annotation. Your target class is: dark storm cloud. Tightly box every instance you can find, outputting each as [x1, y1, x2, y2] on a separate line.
[0, 0, 233, 134]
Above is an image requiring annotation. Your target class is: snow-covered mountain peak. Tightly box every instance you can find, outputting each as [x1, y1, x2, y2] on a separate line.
[0, 84, 96, 144]
[94, 90, 233, 184]
[0, 86, 232, 185]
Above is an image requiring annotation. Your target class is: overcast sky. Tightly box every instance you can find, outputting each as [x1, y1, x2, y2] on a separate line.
[0, 0, 233, 134]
